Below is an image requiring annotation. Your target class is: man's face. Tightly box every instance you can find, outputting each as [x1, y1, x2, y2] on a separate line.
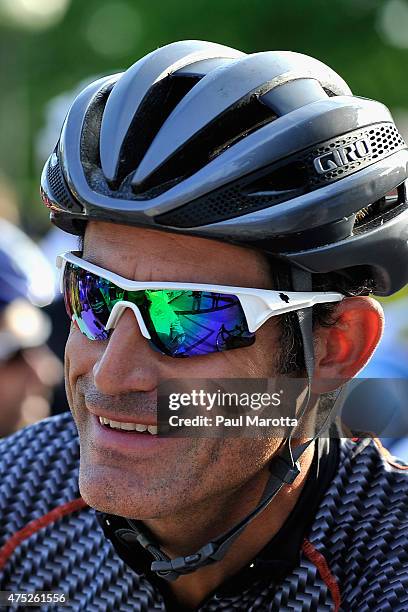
[65, 221, 287, 520]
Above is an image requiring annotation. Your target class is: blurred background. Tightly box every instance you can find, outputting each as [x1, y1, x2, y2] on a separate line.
[0, 0, 407, 451]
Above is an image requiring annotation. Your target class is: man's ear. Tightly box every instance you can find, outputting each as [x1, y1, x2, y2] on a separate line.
[311, 297, 384, 394]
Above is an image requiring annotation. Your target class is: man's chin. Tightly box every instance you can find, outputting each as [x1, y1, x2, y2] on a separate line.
[78, 464, 178, 519]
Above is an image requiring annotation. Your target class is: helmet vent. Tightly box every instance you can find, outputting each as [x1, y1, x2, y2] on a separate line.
[323, 88, 337, 97]
[155, 161, 308, 228]
[112, 75, 201, 188]
[132, 96, 277, 197]
[46, 155, 83, 213]
[246, 162, 309, 193]
[354, 183, 406, 230]
[81, 81, 116, 169]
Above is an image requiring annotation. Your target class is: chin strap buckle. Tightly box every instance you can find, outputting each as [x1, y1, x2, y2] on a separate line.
[270, 455, 301, 484]
[151, 543, 218, 580]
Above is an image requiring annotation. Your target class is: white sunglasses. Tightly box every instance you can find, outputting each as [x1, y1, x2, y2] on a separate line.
[57, 251, 343, 357]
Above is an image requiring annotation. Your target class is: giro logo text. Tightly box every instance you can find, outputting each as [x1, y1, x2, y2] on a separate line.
[313, 138, 371, 174]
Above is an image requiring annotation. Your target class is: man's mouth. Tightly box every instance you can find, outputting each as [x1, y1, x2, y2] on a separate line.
[98, 416, 158, 435]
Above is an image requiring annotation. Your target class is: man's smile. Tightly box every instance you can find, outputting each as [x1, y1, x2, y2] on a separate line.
[97, 416, 158, 435]
[89, 412, 178, 456]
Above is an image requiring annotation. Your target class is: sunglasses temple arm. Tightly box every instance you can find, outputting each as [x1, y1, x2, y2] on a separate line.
[241, 292, 343, 333]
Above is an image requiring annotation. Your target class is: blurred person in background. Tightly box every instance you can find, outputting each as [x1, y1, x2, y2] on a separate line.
[0, 219, 63, 436]
[0, 171, 70, 415]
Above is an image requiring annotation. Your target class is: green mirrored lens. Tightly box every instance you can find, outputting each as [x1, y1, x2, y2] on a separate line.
[143, 290, 254, 356]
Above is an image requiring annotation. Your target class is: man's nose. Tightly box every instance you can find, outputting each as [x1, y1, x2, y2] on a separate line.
[93, 307, 159, 395]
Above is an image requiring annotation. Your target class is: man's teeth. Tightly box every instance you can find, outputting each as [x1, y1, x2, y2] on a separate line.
[98, 416, 157, 435]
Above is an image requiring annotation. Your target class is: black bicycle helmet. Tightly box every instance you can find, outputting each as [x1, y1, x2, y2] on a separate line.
[41, 39, 408, 296]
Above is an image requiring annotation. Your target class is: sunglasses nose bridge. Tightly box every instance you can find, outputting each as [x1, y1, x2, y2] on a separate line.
[105, 301, 151, 339]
